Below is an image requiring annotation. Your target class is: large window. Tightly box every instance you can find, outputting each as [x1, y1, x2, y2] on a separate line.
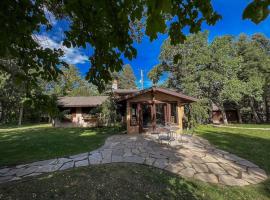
[170, 103, 178, 124]
[130, 104, 138, 126]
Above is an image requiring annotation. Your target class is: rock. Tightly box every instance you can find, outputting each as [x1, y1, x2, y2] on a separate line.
[202, 155, 219, 163]
[194, 173, 218, 183]
[0, 176, 14, 183]
[219, 174, 249, 186]
[89, 152, 102, 164]
[60, 161, 74, 170]
[144, 157, 155, 166]
[75, 159, 89, 167]
[153, 159, 168, 169]
[35, 164, 61, 173]
[236, 160, 258, 168]
[11, 176, 22, 181]
[224, 154, 245, 162]
[182, 161, 193, 168]
[192, 164, 209, 173]
[213, 149, 229, 155]
[57, 158, 73, 164]
[220, 163, 241, 178]
[248, 167, 267, 179]
[69, 153, 88, 161]
[165, 163, 185, 173]
[16, 166, 37, 177]
[0, 168, 10, 174]
[112, 149, 124, 157]
[179, 167, 196, 178]
[24, 172, 42, 177]
[241, 172, 265, 184]
[29, 159, 57, 167]
[206, 163, 227, 175]
[123, 156, 144, 164]
[112, 155, 123, 163]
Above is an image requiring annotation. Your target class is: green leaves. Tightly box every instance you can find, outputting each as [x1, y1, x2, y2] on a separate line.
[147, 64, 163, 85]
[243, 0, 270, 24]
[8, 0, 270, 92]
[156, 31, 270, 123]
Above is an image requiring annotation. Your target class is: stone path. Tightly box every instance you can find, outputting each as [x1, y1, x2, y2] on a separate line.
[0, 134, 267, 186]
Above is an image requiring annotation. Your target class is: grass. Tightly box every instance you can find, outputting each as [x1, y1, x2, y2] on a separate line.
[196, 125, 270, 173]
[0, 163, 269, 200]
[0, 124, 270, 199]
[0, 124, 123, 166]
[224, 123, 270, 128]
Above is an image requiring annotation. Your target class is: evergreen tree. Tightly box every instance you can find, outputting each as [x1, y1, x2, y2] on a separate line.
[113, 64, 137, 89]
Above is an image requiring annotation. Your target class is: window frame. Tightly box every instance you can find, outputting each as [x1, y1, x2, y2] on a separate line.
[130, 103, 138, 126]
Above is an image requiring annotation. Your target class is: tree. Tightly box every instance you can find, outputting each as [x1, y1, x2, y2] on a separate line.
[0, 0, 223, 91]
[148, 64, 163, 86]
[1, 0, 268, 91]
[251, 33, 270, 122]
[150, 32, 212, 124]
[0, 71, 59, 125]
[235, 34, 269, 123]
[149, 32, 270, 125]
[118, 64, 137, 89]
[101, 98, 119, 126]
[44, 65, 99, 96]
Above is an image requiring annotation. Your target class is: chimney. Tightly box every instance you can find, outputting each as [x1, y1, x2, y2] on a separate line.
[112, 79, 118, 90]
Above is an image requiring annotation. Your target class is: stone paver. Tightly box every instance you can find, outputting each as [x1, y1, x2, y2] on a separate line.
[0, 134, 267, 186]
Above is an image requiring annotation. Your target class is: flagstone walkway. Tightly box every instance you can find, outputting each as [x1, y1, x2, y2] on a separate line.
[0, 134, 267, 186]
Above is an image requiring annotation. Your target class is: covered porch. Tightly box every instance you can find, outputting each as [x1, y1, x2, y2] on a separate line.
[118, 87, 197, 134]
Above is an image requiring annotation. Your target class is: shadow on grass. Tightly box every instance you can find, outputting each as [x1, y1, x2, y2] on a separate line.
[0, 163, 202, 200]
[196, 127, 270, 198]
[0, 126, 123, 167]
[196, 129, 270, 174]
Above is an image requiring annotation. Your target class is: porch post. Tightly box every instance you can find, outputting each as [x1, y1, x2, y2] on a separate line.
[177, 101, 184, 132]
[152, 103, 156, 131]
[137, 103, 143, 133]
[126, 101, 130, 134]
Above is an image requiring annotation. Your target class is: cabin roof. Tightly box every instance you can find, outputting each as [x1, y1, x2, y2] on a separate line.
[117, 87, 198, 102]
[57, 96, 109, 107]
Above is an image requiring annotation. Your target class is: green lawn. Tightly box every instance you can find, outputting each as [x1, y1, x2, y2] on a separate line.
[0, 124, 122, 166]
[224, 123, 270, 128]
[0, 124, 270, 200]
[196, 125, 270, 173]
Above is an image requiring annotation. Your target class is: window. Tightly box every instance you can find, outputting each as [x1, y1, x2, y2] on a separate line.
[130, 104, 138, 126]
[170, 103, 178, 124]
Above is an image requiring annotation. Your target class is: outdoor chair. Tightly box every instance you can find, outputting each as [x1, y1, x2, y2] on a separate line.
[157, 124, 177, 145]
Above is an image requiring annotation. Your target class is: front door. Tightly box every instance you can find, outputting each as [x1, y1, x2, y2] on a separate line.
[139, 103, 167, 133]
[156, 103, 166, 126]
[142, 104, 152, 129]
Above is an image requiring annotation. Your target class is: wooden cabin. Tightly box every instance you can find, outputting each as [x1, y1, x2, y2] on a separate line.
[117, 87, 197, 134]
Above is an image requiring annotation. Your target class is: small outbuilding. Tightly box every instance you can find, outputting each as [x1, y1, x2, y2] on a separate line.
[56, 96, 108, 127]
[117, 87, 197, 134]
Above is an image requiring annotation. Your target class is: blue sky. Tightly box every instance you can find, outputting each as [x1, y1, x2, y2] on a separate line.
[38, 0, 270, 89]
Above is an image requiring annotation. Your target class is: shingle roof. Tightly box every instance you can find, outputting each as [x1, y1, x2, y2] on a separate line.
[118, 87, 198, 102]
[113, 89, 139, 94]
[57, 96, 108, 107]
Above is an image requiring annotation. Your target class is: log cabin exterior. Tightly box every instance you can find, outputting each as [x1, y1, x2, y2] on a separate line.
[56, 87, 197, 132]
[117, 87, 197, 134]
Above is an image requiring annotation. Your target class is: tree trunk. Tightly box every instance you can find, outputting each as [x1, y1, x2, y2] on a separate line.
[250, 98, 260, 123]
[0, 101, 2, 122]
[48, 115, 51, 123]
[265, 96, 270, 123]
[18, 105, 23, 126]
[221, 109, 228, 125]
[236, 107, 242, 124]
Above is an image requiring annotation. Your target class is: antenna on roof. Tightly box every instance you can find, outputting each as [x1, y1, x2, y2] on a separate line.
[140, 69, 144, 90]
